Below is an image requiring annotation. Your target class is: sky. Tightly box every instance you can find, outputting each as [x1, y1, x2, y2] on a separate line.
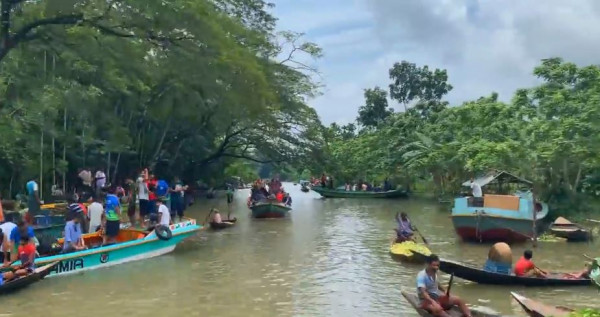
[271, 0, 600, 124]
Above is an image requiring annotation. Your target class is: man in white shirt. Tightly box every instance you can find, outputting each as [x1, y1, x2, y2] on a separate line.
[470, 178, 483, 207]
[95, 169, 106, 192]
[0, 221, 17, 264]
[156, 198, 171, 226]
[87, 196, 104, 232]
[470, 178, 482, 197]
[137, 170, 150, 222]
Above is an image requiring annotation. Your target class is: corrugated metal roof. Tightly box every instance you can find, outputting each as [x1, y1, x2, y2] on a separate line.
[461, 170, 532, 187]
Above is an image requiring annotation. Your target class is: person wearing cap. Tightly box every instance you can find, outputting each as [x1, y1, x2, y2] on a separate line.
[103, 187, 121, 245]
[156, 197, 171, 226]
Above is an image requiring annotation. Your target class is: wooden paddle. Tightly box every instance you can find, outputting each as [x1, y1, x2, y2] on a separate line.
[412, 224, 430, 246]
[445, 273, 455, 296]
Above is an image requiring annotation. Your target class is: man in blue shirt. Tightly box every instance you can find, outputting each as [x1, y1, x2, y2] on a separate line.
[9, 220, 35, 261]
[63, 217, 85, 253]
[26, 178, 42, 217]
[417, 254, 471, 317]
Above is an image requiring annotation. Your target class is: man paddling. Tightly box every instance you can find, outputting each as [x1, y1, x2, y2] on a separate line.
[417, 254, 472, 317]
[514, 250, 547, 278]
[395, 212, 415, 243]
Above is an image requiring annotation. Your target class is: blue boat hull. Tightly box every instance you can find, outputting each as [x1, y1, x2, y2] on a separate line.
[17, 220, 201, 277]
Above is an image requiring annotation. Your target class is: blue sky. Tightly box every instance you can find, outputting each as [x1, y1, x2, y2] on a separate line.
[271, 0, 600, 124]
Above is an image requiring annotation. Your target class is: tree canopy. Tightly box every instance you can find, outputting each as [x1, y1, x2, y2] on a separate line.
[319, 58, 600, 215]
[0, 0, 324, 198]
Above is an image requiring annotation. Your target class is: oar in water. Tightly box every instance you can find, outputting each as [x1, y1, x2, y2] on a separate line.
[203, 208, 215, 225]
[412, 224, 430, 246]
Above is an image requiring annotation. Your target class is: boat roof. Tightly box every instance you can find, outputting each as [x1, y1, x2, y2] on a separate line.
[461, 170, 532, 187]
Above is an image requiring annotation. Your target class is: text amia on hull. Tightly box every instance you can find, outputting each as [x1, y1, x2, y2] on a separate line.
[510, 292, 573, 317]
[401, 291, 502, 317]
[438, 258, 591, 286]
[0, 262, 58, 294]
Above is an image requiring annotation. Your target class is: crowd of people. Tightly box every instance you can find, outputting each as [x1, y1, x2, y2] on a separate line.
[0, 167, 193, 285]
[309, 174, 394, 192]
[248, 178, 292, 206]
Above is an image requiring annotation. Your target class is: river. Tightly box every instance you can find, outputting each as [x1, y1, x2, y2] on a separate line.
[2, 182, 598, 316]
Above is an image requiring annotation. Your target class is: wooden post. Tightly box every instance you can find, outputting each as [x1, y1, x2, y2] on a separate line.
[532, 190, 537, 248]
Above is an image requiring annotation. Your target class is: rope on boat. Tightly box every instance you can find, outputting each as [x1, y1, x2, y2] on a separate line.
[472, 210, 533, 241]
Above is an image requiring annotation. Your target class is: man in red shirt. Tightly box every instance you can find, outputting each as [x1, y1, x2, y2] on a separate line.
[514, 250, 547, 278]
[14, 236, 36, 277]
[147, 174, 158, 214]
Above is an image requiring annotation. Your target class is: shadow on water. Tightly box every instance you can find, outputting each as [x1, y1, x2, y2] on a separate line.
[1, 183, 597, 316]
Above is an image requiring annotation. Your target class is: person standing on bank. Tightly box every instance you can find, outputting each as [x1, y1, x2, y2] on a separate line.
[103, 187, 121, 245]
[137, 169, 150, 224]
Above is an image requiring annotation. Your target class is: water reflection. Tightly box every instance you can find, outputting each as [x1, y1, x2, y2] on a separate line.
[1, 184, 598, 316]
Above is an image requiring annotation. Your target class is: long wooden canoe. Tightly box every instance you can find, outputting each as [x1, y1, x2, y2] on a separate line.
[311, 187, 407, 198]
[510, 292, 573, 317]
[401, 291, 501, 317]
[0, 262, 59, 295]
[438, 258, 591, 286]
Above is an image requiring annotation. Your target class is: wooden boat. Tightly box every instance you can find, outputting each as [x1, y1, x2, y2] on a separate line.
[389, 241, 431, 263]
[452, 171, 548, 242]
[401, 291, 501, 317]
[250, 202, 291, 218]
[549, 217, 591, 242]
[0, 262, 59, 294]
[300, 186, 309, 193]
[311, 187, 407, 198]
[209, 217, 237, 230]
[510, 292, 573, 317]
[2, 219, 201, 278]
[438, 258, 591, 286]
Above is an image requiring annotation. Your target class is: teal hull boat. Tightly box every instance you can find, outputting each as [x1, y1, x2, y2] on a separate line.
[311, 187, 407, 198]
[250, 202, 291, 218]
[9, 219, 201, 277]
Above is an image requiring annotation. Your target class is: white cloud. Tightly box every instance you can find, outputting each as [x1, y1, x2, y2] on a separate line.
[271, 0, 600, 124]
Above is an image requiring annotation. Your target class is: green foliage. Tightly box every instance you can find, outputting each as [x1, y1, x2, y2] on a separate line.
[316, 58, 600, 214]
[0, 0, 324, 198]
[357, 86, 393, 129]
[570, 309, 600, 317]
[388, 61, 453, 111]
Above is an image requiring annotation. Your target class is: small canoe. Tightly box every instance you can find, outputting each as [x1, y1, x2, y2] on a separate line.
[438, 258, 591, 286]
[510, 292, 573, 317]
[311, 187, 407, 198]
[250, 202, 291, 218]
[209, 218, 238, 230]
[301, 186, 310, 193]
[0, 262, 59, 294]
[549, 217, 591, 242]
[389, 241, 431, 263]
[401, 291, 501, 317]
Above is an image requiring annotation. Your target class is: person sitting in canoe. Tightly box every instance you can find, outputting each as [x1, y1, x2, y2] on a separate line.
[63, 214, 86, 253]
[418, 254, 472, 317]
[395, 212, 415, 243]
[14, 236, 36, 277]
[283, 192, 292, 206]
[212, 209, 222, 224]
[514, 250, 547, 278]
[564, 260, 595, 279]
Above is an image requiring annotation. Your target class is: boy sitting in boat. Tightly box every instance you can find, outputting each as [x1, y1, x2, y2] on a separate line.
[14, 236, 36, 276]
[394, 212, 415, 243]
[514, 250, 547, 278]
[417, 254, 472, 317]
